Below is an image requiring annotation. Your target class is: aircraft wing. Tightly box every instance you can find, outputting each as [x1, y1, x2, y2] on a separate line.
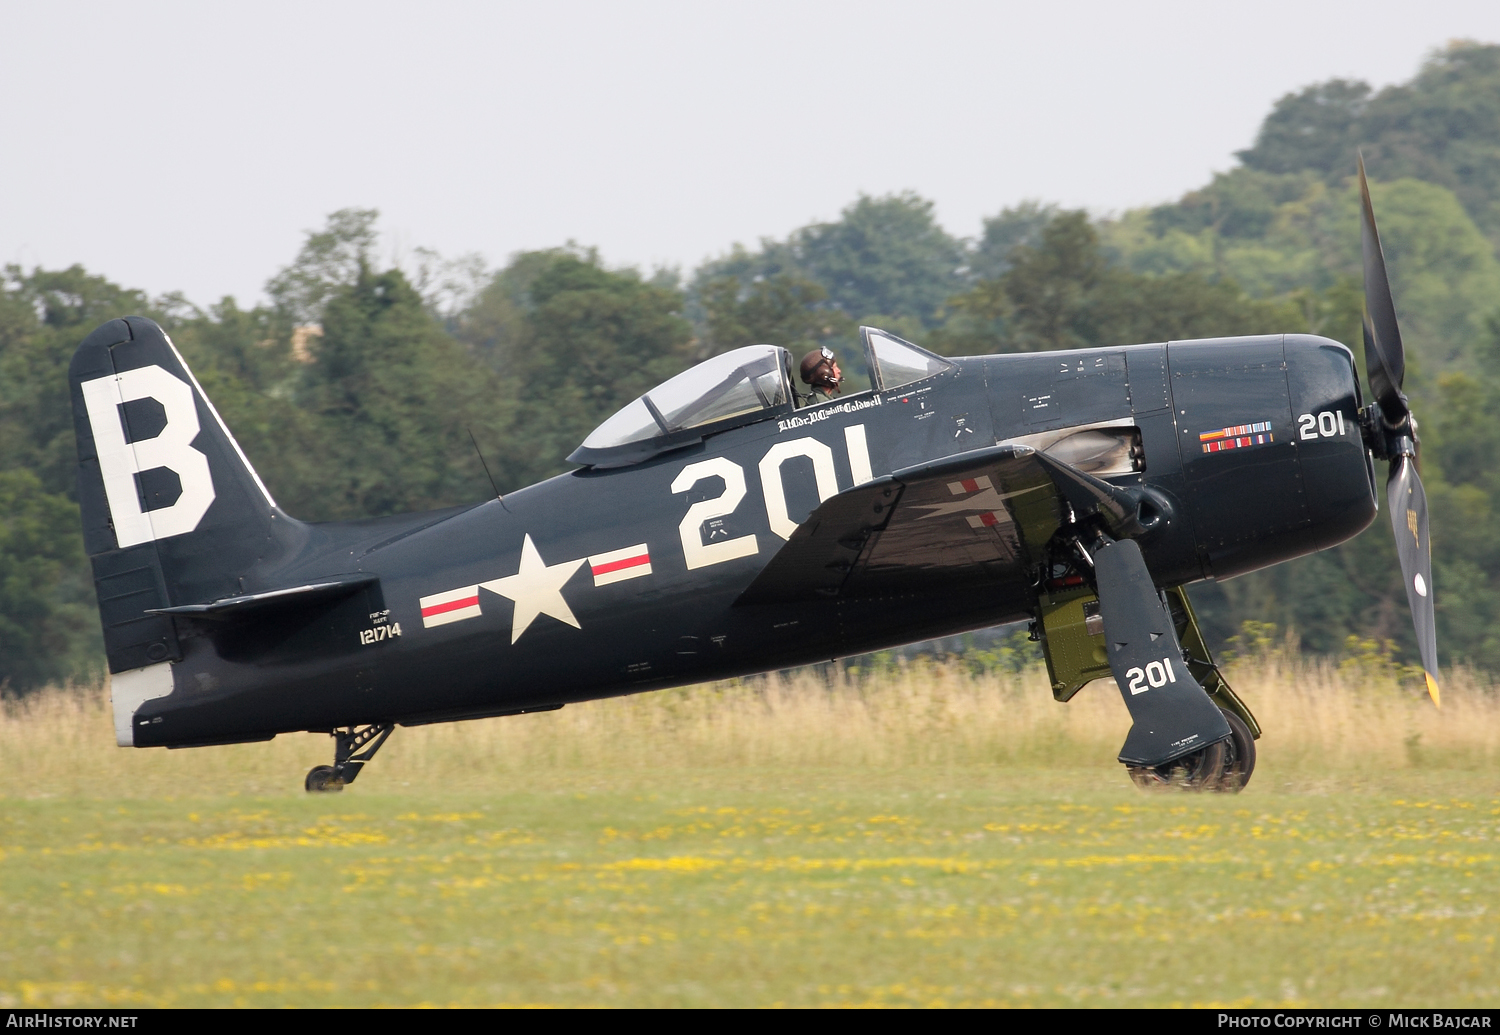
[736, 443, 1142, 605]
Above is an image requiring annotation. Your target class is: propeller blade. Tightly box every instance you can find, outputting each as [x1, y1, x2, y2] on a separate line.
[1358, 155, 1411, 426]
[1388, 455, 1440, 706]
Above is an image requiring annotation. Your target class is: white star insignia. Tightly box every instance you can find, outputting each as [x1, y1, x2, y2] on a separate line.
[481, 534, 587, 644]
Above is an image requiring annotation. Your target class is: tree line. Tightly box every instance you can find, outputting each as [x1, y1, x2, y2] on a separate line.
[4, 41, 1500, 691]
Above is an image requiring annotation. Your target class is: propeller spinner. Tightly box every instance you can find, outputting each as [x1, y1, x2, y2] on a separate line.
[1357, 155, 1441, 706]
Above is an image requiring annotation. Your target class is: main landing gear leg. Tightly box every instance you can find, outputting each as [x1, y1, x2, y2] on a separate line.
[305, 723, 394, 793]
[1151, 587, 1259, 792]
[1034, 535, 1261, 792]
[1087, 535, 1236, 787]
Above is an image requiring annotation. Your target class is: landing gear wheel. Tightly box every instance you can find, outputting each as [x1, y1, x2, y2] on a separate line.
[305, 765, 344, 793]
[1126, 705, 1256, 792]
[1217, 707, 1257, 792]
[1128, 739, 1227, 791]
[301, 724, 394, 792]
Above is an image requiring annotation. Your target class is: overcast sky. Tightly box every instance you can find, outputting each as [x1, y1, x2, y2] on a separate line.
[5, 0, 1500, 307]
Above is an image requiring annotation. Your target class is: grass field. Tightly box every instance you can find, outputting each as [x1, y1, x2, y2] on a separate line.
[2, 649, 1498, 1008]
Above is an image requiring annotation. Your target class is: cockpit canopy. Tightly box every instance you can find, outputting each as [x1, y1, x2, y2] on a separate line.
[569, 328, 953, 468]
[570, 345, 793, 467]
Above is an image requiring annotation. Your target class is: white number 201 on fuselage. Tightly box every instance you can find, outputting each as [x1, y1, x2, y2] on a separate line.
[671, 425, 873, 570]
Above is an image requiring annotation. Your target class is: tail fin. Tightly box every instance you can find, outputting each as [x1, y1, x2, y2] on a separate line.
[70, 316, 297, 676]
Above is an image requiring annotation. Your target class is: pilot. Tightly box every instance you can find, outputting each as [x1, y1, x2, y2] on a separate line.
[799, 346, 843, 405]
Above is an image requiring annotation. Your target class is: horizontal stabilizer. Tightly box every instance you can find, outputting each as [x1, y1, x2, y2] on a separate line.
[146, 574, 378, 620]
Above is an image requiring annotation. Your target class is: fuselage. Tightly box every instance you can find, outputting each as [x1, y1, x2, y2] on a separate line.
[134, 333, 1376, 747]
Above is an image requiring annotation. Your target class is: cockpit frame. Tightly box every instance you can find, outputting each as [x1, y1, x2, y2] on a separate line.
[568, 328, 956, 470]
[568, 344, 796, 469]
[860, 326, 954, 392]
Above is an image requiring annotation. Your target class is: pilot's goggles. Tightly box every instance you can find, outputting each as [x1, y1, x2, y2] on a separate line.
[816, 347, 841, 384]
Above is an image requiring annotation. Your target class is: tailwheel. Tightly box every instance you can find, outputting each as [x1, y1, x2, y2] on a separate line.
[305, 765, 343, 793]
[303, 723, 394, 793]
[1127, 706, 1256, 792]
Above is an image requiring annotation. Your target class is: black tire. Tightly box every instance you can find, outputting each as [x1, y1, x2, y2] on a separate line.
[1216, 707, 1257, 793]
[305, 765, 344, 793]
[1127, 738, 1228, 791]
[1125, 705, 1256, 793]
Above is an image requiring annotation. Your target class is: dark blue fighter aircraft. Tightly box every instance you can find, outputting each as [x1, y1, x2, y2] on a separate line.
[71, 163, 1438, 792]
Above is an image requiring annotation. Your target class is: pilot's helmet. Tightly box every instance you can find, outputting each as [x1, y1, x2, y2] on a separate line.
[800, 346, 838, 386]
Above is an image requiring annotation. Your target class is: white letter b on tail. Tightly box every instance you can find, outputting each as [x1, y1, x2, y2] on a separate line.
[81, 365, 215, 548]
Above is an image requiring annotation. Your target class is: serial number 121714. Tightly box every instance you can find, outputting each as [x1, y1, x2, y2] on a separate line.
[359, 623, 402, 646]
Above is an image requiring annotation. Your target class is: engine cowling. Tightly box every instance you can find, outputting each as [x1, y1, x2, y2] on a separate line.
[1169, 333, 1377, 581]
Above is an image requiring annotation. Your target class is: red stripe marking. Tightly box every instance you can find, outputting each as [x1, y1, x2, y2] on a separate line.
[591, 553, 650, 576]
[961, 478, 979, 493]
[980, 511, 998, 526]
[421, 595, 479, 617]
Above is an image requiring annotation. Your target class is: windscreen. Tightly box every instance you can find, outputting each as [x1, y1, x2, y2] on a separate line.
[866, 329, 952, 390]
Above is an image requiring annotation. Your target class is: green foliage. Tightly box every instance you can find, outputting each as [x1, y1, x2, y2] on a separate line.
[1419, 343, 1500, 671]
[453, 246, 585, 377]
[519, 255, 691, 399]
[699, 272, 852, 357]
[985, 211, 1104, 351]
[186, 231, 696, 515]
[970, 200, 1059, 280]
[0, 470, 98, 690]
[1106, 170, 1500, 373]
[163, 300, 329, 518]
[295, 265, 508, 518]
[1337, 633, 1428, 689]
[790, 192, 966, 327]
[1346, 179, 1500, 367]
[693, 192, 967, 329]
[1240, 41, 1500, 247]
[935, 211, 1305, 356]
[957, 627, 1043, 677]
[1237, 79, 1373, 178]
[264, 208, 379, 323]
[1109, 170, 1500, 365]
[502, 253, 695, 487]
[0, 265, 159, 689]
